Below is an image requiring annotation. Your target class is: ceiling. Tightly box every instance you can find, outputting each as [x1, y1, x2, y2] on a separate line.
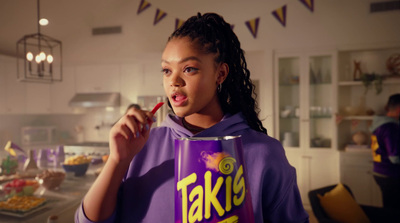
[0, 0, 281, 66]
[0, 0, 167, 65]
[1, 0, 398, 66]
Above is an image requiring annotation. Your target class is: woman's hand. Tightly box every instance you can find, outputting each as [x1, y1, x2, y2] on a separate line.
[109, 107, 155, 165]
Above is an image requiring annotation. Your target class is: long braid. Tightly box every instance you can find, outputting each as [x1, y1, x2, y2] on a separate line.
[169, 13, 267, 135]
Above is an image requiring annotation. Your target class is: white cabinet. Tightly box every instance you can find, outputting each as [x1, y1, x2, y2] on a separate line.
[274, 50, 338, 149]
[1, 54, 53, 114]
[3, 57, 26, 114]
[75, 65, 120, 93]
[50, 66, 76, 114]
[0, 60, 6, 114]
[120, 64, 144, 114]
[273, 50, 340, 206]
[340, 152, 382, 206]
[25, 83, 51, 114]
[337, 45, 400, 150]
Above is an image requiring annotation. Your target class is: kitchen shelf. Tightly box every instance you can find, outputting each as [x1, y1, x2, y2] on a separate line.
[337, 46, 400, 151]
[339, 78, 400, 86]
[280, 115, 333, 119]
[342, 116, 373, 121]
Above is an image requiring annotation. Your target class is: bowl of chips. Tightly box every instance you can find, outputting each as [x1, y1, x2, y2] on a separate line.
[62, 155, 91, 177]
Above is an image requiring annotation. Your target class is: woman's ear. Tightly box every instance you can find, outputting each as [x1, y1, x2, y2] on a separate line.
[217, 63, 229, 84]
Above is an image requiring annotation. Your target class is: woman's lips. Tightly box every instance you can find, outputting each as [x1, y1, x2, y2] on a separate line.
[171, 93, 187, 106]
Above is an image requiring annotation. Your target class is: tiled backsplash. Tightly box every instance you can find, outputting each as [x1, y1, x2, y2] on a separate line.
[0, 108, 121, 152]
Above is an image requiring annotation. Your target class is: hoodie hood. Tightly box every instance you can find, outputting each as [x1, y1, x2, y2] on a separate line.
[161, 112, 250, 139]
[370, 115, 399, 132]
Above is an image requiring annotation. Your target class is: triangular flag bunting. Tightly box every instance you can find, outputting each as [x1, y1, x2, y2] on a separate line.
[137, 0, 151, 15]
[299, 0, 314, 12]
[154, 9, 167, 25]
[272, 5, 287, 27]
[230, 24, 235, 30]
[175, 18, 185, 30]
[245, 18, 260, 38]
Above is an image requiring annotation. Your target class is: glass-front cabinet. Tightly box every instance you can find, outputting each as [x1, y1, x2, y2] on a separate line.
[274, 50, 339, 206]
[274, 50, 337, 151]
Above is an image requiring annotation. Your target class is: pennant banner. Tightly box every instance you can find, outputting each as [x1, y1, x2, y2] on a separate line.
[272, 5, 287, 27]
[175, 18, 185, 30]
[137, 0, 151, 14]
[299, 0, 314, 12]
[245, 17, 260, 38]
[154, 9, 167, 25]
[137, 1, 317, 34]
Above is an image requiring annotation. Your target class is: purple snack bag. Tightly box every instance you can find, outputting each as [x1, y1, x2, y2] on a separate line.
[175, 136, 254, 223]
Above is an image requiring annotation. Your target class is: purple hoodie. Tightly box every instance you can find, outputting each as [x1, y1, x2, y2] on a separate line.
[75, 113, 309, 223]
[370, 115, 400, 177]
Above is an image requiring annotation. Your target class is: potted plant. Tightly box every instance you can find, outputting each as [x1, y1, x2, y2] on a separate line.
[360, 73, 383, 95]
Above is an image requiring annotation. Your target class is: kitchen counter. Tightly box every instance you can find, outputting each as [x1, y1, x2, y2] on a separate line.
[0, 166, 100, 223]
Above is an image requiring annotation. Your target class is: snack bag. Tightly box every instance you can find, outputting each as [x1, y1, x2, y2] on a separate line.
[175, 136, 254, 223]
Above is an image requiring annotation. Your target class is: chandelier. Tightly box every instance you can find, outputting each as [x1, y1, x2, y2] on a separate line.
[16, 0, 62, 83]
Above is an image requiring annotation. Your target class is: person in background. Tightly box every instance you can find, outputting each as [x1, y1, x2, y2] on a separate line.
[76, 12, 308, 223]
[125, 103, 141, 112]
[370, 93, 400, 210]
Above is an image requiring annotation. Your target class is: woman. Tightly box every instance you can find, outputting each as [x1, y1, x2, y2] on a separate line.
[76, 13, 308, 223]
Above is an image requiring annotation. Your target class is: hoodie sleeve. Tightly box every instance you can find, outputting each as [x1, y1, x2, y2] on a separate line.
[261, 149, 309, 223]
[75, 200, 117, 223]
[381, 123, 400, 164]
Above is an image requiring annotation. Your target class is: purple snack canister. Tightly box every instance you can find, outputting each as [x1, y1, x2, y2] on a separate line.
[175, 136, 254, 223]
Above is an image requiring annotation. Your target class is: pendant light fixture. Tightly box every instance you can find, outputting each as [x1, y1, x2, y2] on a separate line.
[16, 0, 62, 83]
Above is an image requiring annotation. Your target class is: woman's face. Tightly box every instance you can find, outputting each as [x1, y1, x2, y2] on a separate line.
[161, 37, 227, 118]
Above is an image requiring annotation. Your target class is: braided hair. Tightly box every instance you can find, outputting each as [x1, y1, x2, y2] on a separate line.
[168, 12, 267, 135]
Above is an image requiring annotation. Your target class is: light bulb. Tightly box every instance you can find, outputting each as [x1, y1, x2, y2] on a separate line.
[47, 55, 53, 63]
[39, 18, 49, 26]
[26, 52, 33, 61]
[35, 55, 41, 63]
[39, 52, 46, 61]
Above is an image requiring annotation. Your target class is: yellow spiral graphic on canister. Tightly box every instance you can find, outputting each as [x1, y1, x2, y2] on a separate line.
[218, 157, 236, 175]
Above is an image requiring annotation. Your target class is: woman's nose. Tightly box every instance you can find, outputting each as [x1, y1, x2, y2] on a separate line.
[169, 73, 184, 87]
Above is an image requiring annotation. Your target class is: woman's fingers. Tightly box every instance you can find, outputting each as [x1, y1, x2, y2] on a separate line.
[125, 115, 142, 138]
[118, 109, 154, 139]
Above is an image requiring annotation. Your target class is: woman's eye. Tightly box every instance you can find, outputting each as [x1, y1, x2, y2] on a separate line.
[184, 67, 199, 73]
[162, 68, 171, 75]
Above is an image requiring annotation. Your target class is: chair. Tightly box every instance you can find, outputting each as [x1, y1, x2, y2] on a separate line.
[308, 184, 399, 223]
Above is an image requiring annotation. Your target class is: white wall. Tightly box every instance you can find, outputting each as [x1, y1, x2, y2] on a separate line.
[1, 0, 399, 146]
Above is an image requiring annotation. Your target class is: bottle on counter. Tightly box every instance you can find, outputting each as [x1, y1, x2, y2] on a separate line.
[37, 149, 48, 169]
[23, 149, 38, 172]
[54, 146, 65, 168]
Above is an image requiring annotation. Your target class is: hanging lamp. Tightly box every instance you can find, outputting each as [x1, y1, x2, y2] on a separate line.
[16, 0, 62, 83]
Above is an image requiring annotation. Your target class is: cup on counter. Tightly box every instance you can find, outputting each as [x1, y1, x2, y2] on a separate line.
[37, 149, 48, 169]
[282, 132, 298, 147]
[53, 146, 65, 168]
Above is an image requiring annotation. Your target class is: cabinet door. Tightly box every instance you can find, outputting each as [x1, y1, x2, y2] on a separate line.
[0, 61, 6, 114]
[4, 60, 25, 114]
[50, 66, 76, 114]
[275, 50, 337, 151]
[307, 54, 335, 149]
[120, 64, 143, 113]
[340, 152, 383, 206]
[75, 65, 120, 93]
[288, 150, 340, 207]
[25, 83, 51, 114]
[275, 54, 301, 149]
[275, 50, 340, 207]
